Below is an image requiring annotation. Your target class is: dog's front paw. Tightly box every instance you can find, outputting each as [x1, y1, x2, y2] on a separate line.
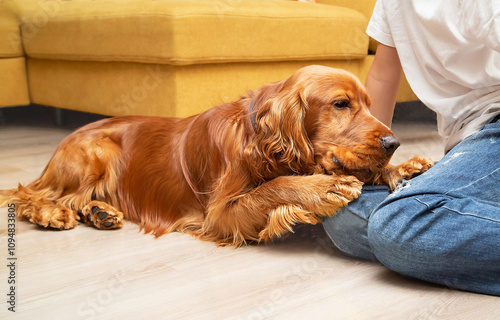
[325, 175, 363, 207]
[383, 156, 434, 190]
[397, 156, 434, 180]
[82, 201, 124, 229]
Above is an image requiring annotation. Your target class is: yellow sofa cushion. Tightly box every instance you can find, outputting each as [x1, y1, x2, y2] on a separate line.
[316, 0, 375, 21]
[0, 57, 30, 107]
[317, 0, 378, 52]
[19, 0, 369, 65]
[0, 5, 23, 58]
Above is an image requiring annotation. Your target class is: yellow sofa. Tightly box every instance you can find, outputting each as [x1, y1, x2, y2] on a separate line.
[0, 0, 417, 118]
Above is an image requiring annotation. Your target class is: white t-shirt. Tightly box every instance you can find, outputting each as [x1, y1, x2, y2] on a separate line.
[367, 0, 500, 151]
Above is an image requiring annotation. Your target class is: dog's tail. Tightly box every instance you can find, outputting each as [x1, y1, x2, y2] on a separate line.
[0, 181, 74, 226]
[0, 187, 16, 208]
[1, 180, 58, 206]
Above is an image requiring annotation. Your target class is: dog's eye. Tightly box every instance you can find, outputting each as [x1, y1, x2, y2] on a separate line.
[332, 100, 350, 110]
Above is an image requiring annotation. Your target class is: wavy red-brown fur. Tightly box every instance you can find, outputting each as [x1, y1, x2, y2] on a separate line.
[0, 65, 432, 246]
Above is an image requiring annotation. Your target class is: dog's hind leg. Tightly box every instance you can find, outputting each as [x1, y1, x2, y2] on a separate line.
[0, 184, 79, 229]
[1, 127, 125, 231]
[80, 201, 123, 229]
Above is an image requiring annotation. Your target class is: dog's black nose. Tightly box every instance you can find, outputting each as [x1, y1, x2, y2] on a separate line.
[380, 135, 400, 154]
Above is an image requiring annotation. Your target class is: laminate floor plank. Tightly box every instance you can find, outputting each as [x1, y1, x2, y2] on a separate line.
[0, 123, 497, 320]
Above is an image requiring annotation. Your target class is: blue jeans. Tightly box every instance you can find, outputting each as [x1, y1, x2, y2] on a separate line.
[323, 121, 500, 296]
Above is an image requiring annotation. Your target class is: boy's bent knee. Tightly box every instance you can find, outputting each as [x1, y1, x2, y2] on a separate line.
[367, 194, 500, 295]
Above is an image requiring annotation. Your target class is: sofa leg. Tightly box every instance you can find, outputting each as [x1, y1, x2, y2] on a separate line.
[54, 108, 65, 126]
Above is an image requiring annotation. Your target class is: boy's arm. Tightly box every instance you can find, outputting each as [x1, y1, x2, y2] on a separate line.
[365, 44, 403, 127]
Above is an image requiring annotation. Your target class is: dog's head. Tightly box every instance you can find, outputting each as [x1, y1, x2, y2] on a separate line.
[246, 65, 399, 181]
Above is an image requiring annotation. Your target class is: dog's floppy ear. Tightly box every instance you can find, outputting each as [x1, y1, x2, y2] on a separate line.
[246, 79, 315, 181]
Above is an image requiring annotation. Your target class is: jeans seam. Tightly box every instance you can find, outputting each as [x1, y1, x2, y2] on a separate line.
[442, 205, 500, 224]
[414, 197, 432, 211]
[445, 168, 500, 196]
[349, 211, 370, 222]
[415, 197, 500, 224]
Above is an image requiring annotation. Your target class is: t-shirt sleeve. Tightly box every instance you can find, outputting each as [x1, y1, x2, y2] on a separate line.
[366, 0, 395, 47]
[460, 0, 500, 52]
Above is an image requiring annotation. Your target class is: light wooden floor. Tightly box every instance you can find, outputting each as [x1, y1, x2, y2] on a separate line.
[0, 121, 498, 320]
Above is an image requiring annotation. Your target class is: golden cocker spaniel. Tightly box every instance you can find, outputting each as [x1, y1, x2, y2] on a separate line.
[0, 65, 432, 246]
